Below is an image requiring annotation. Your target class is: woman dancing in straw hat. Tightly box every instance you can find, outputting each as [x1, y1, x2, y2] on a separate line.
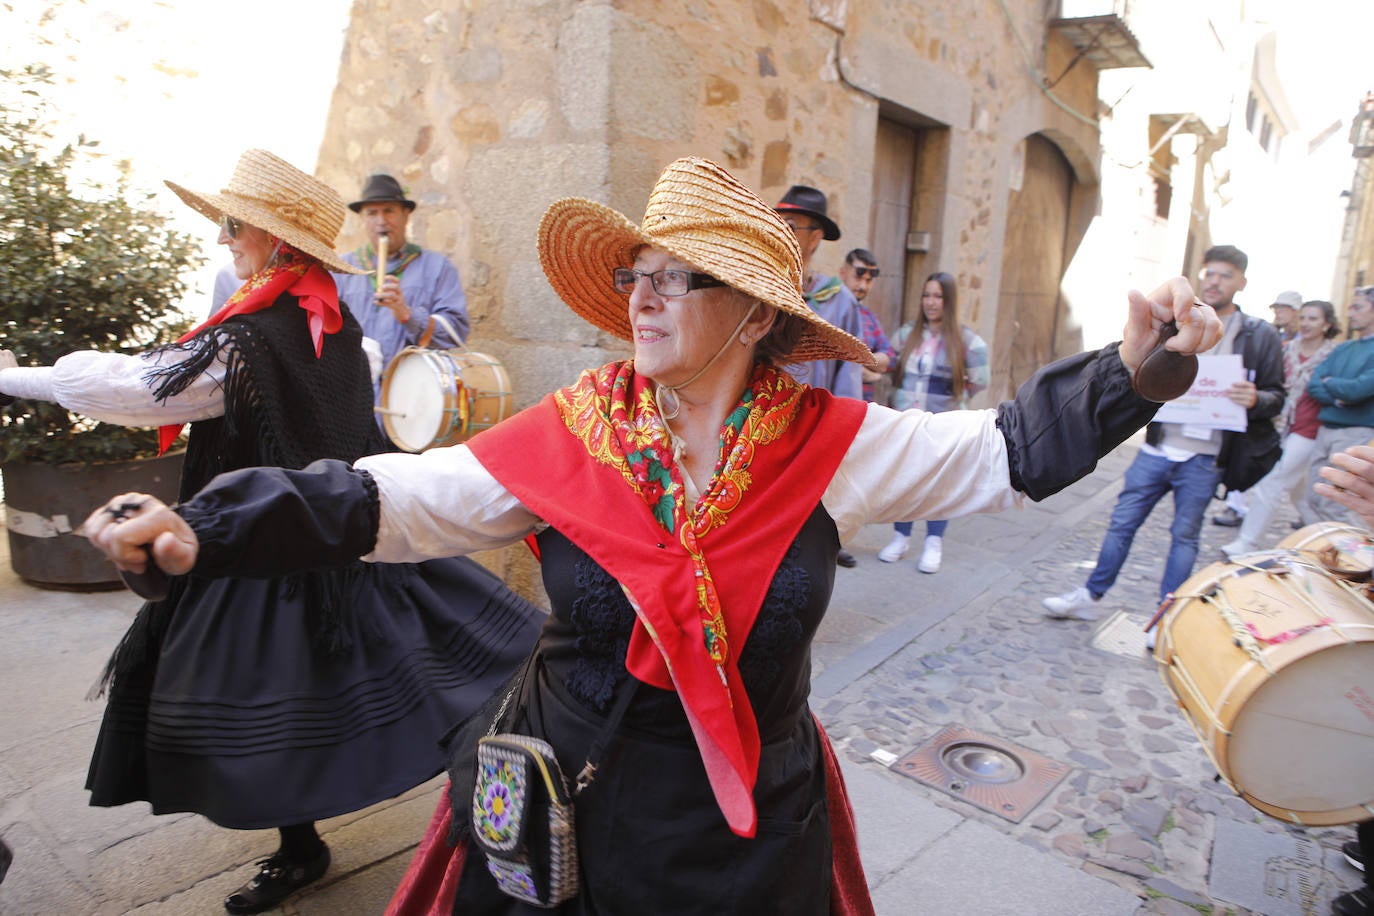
[0, 150, 542, 914]
[81, 157, 1220, 914]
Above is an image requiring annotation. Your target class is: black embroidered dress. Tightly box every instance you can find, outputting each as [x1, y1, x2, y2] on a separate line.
[84, 297, 543, 828]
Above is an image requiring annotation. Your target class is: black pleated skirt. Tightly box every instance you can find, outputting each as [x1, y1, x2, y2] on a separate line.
[86, 556, 544, 829]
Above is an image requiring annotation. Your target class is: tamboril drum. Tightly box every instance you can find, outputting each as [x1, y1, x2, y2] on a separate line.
[1154, 528, 1374, 825]
[378, 346, 512, 453]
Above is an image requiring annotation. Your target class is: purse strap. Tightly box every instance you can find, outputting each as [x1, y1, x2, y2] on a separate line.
[573, 674, 638, 796]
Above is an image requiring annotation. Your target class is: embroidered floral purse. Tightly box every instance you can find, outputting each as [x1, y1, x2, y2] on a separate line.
[470, 653, 637, 908]
[472, 733, 579, 907]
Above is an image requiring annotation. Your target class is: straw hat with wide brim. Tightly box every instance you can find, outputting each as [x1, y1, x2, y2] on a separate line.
[165, 149, 364, 275]
[537, 157, 877, 370]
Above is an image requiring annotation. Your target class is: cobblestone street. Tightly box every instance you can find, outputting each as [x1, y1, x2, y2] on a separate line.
[0, 437, 1367, 914]
[823, 441, 1366, 915]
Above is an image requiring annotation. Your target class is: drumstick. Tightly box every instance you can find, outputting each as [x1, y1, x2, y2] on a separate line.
[375, 231, 389, 290]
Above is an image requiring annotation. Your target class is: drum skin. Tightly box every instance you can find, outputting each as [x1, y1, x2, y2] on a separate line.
[379, 347, 512, 452]
[1154, 527, 1374, 826]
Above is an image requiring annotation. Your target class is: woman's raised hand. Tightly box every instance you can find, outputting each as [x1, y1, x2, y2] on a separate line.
[79, 493, 200, 576]
[1118, 277, 1222, 375]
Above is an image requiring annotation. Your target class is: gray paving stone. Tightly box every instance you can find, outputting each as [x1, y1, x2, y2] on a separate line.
[873, 820, 1140, 916]
[1125, 799, 1169, 837]
[1146, 876, 1211, 907]
[1105, 748, 1142, 768]
[1068, 750, 1110, 770]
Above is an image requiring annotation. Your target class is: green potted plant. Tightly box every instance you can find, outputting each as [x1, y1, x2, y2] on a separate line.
[1, 65, 202, 588]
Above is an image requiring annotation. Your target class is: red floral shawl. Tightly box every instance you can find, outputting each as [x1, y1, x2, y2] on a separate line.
[466, 362, 866, 837]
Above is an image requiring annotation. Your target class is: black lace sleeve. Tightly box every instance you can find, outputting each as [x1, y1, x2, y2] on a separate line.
[996, 342, 1160, 501]
[174, 459, 380, 578]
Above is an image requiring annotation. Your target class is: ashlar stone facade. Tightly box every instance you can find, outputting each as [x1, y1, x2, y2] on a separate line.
[318, 0, 1107, 402]
[315, 0, 1111, 588]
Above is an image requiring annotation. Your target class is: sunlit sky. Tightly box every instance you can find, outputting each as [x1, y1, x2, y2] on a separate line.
[4, 0, 1373, 316]
[3, 0, 352, 310]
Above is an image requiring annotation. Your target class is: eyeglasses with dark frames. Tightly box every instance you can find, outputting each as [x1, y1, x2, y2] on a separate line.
[852, 265, 880, 279]
[221, 215, 243, 239]
[612, 267, 727, 298]
[781, 218, 822, 234]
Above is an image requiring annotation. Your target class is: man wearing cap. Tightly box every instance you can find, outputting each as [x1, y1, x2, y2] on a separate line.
[839, 248, 896, 403]
[1270, 289, 1302, 345]
[332, 174, 470, 387]
[775, 185, 865, 567]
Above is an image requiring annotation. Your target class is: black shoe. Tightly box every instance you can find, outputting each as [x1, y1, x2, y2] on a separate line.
[836, 549, 857, 568]
[1333, 886, 1374, 915]
[224, 845, 330, 914]
[1212, 507, 1243, 527]
[1347, 840, 1367, 872]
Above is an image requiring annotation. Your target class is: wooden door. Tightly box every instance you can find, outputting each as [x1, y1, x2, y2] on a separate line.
[993, 134, 1073, 401]
[868, 118, 916, 342]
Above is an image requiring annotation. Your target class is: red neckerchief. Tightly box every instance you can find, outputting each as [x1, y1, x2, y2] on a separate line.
[156, 249, 343, 454]
[466, 362, 866, 837]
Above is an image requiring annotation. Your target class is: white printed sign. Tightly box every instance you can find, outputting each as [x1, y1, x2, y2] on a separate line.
[1152, 354, 1248, 432]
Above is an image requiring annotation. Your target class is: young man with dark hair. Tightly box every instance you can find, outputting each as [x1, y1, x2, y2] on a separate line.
[1043, 245, 1284, 621]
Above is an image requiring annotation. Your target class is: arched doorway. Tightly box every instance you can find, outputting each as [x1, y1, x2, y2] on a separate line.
[992, 134, 1075, 401]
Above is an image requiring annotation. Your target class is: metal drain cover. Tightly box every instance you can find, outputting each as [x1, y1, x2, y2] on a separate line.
[892, 724, 1069, 822]
[1090, 611, 1152, 658]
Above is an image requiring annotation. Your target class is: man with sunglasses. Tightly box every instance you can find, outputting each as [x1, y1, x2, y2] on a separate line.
[775, 185, 866, 566]
[331, 174, 470, 399]
[839, 248, 896, 403]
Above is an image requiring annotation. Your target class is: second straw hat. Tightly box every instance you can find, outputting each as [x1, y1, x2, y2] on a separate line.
[165, 149, 363, 275]
[537, 157, 876, 370]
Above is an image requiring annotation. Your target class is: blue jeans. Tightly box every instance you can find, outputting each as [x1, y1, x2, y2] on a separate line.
[1085, 451, 1220, 604]
[895, 519, 948, 538]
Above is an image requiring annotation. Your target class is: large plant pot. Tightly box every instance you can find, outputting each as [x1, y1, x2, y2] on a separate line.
[2, 451, 184, 590]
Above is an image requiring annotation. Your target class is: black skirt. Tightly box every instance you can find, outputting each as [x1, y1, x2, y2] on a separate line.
[87, 556, 544, 829]
[450, 649, 833, 915]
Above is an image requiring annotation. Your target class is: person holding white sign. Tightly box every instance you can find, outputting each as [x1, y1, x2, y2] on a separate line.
[1044, 245, 1284, 621]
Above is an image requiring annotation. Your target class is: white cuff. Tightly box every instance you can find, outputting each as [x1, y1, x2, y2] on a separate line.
[0, 367, 56, 402]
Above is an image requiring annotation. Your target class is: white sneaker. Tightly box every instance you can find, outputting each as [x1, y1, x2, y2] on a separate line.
[1042, 586, 1098, 620]
[1220, 538, 1255, 560]
[917, 536, 943, 574]
[1144, 629, 1157, 653]
[878, 533, 910, 563]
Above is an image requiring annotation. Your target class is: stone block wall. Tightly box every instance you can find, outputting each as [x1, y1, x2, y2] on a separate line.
[317, 0, 1103, 389]
[313, 0, 1105, 588]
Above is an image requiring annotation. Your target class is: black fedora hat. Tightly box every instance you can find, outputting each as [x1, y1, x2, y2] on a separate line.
[773, 184, 840, 241]
[348, 174, 416, 212]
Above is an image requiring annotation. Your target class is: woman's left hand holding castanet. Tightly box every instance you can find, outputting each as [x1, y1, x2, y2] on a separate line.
[78, 493, 200, 576]
[1118, 276, 1221, 375]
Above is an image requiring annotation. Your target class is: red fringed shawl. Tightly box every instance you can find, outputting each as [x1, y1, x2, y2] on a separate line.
[466, 362, 867, 837]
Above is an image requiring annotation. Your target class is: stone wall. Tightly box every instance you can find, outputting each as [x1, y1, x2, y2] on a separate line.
[313, 0, 1106, 589]
[317, 0, 1104, 384]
